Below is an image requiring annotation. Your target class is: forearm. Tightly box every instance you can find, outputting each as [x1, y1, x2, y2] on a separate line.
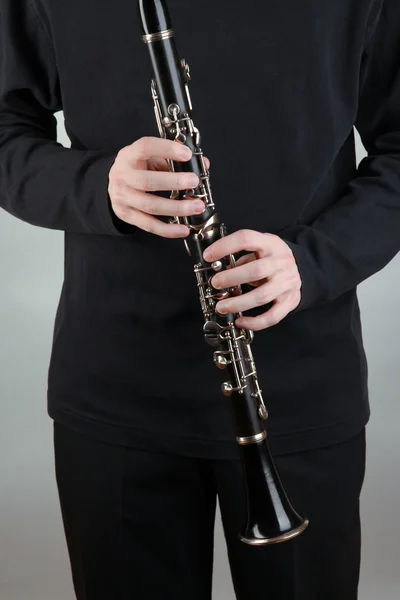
[0, 125, 123, 234]
[280, 149, 400, 311]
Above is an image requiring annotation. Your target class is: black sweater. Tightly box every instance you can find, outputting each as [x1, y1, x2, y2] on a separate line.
[0, 0, 398, 459]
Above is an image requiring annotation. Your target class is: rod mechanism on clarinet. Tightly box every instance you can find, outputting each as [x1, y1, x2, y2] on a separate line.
[138, 0, 309, 545]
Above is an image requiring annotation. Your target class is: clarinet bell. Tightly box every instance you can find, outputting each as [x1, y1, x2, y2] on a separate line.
[239, 438, 309, 545]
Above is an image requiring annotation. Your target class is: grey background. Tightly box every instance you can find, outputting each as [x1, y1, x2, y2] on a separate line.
[0, 115, 399, 599]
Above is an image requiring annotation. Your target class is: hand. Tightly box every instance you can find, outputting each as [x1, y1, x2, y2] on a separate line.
[203, 230, 301, 331]
[108, 136, 210, 238]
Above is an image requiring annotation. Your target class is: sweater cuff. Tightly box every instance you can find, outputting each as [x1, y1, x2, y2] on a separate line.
[282, 237, 319, 313]
[97, 154, 138, 236]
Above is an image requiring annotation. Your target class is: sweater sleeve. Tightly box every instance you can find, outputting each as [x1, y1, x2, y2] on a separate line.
[279, 0, 400, 312]
[0, 0, 136, 235]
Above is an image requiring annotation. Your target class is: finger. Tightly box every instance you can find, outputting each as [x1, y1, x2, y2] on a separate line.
[215, 275, 290, 315]
[126, 169, 199, 192]
[148, 157, 172, 172]
[235, 292, 294, 331]
[211, 256, 281, 290]
[203, 230, 273, 262]
[118, 206, 190, 238]
[129, 136, 193, 163]
[148, 155, 210, 172]
[233, 254, 260, 287]
[234, 253, 256, 267]
[124, 189, 205, 217]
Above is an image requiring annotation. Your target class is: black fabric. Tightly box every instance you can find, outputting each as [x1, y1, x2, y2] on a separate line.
[1, 0, 399, 457]
[54, 422, 366, 600]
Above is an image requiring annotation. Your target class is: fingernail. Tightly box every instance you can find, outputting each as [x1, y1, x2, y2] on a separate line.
[190, 175, 199, 186]
[181, 147, 192, 159]
[203, 248, 211, 260]
[194, 201, 204, 212]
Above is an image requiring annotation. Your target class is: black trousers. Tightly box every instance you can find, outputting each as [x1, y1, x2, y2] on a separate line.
[53, 422, 366, 600]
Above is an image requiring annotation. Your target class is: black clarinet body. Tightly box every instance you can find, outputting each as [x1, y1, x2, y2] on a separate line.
[138, 0, 308, 545]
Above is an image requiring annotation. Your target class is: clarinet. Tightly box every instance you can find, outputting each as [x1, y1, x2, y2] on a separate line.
[138, 0, 308, 545]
